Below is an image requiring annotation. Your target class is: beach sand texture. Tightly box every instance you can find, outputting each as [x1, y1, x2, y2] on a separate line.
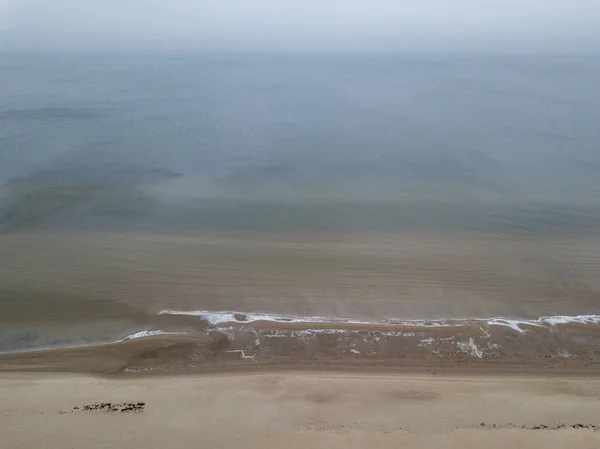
[2, 372, 600, 449]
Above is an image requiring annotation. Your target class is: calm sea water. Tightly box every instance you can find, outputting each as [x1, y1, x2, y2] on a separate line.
[1, 53, 600, 351]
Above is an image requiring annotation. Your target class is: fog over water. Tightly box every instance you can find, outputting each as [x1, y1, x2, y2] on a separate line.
[1, 0, 600, 52]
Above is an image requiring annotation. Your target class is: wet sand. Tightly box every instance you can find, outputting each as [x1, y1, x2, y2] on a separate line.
[2, 371, 600, 449]
[1, 323, 599, 375]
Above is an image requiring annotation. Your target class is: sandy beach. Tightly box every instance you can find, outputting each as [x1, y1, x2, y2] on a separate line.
[2, 371, 600, 449]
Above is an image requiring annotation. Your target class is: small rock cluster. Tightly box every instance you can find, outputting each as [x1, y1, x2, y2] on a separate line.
[73, 402, 145, 413]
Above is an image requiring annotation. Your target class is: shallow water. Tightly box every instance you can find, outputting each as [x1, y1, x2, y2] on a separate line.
[2, 231, 600, 352]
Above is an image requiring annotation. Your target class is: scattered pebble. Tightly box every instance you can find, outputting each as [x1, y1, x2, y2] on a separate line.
[74, 402, 145, 413]
[477, 422, 598, 431]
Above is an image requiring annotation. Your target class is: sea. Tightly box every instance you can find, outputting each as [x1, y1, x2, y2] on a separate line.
[1, 53, 600, 363]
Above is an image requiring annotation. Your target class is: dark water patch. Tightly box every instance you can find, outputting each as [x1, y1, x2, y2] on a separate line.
[0, 162, 183, 232]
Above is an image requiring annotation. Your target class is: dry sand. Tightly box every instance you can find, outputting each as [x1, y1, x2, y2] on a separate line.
[2, 371, 600, 449]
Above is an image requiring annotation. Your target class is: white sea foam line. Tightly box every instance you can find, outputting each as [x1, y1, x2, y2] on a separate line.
[120, 330, 185, 341]
[487, 315, 600, 333]
[158, 309, 477, 327]
[486, 318, 534, 334]
[540, 315, 600, 325]
[157, 310, 376, 325]
[157, 310, 600, 332]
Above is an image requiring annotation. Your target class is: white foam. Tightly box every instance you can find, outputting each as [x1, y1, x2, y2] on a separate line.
[290, 329, 349, 338]
[158, 309, 472, 328]
[486, 318, 530, 333]
[158, 309, 600, 332]
[487, 315, 600, 333]
[121, 330, 184, 341]
[467, 337, 483, 358]
[225, 349, 256, 360]
[539, 315, 600, 326]
[158, 309, 375, 326]
[456, 337, 483, 358]
[419, 337, 436, 346]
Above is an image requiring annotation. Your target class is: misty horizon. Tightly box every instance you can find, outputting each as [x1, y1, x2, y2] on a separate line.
[1, 0, 600, 53]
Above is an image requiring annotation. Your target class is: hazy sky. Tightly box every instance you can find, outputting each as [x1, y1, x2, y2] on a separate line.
[1, 0, 599, 52]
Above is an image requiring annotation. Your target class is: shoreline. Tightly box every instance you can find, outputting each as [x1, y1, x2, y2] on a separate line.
[2, 309, 600, 375]
[1, 331, 599, 376]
